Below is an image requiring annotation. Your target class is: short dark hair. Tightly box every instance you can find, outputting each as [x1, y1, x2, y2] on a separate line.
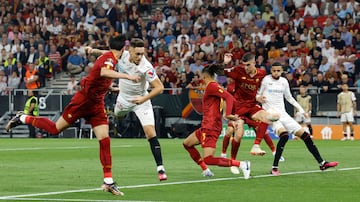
[242, 53, 255, 62]
[109, 35, 126, 50]
[271, 62, 283, 67]
[130, 38, 145, 48]
[202, 64, 224, 77]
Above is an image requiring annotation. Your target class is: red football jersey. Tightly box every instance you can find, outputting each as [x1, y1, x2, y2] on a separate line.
[201, 82, 234, 133]
[225, 65, 266, 106]
[80, 51, 118, 101]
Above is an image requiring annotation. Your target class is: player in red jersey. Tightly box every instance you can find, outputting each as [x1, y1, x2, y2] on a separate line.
[222, 52, 279, 157]
[5, 35, 140, 196]
[221, 78, 284, 172]
[183, 64, 251, 179]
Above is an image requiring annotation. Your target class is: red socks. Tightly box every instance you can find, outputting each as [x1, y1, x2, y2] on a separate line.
[230, 139, 241, 160]
[25, 116, 59, 135]
[264, 133, 276, 152]
[99, 137, 112, 178]
[254, 122, 268, 145]
[222, 135, 231, 154]
[183, 144, 207, 170]
[203, 155, 240, 167]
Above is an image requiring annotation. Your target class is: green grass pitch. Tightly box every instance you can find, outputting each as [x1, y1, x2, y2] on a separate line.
[0, 138, 359, 201]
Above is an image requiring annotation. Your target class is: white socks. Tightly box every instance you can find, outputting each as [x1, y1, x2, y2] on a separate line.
[104, 177, 114, 184]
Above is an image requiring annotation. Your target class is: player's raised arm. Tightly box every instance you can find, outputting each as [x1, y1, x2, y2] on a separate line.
[100, 67, 140, 82]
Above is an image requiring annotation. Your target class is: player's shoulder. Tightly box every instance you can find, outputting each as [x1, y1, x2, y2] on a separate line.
[139, 57, 154, 73]
[207, 81, 221, 89]
[279, 76, 288, 83]
[257, 68, 267, 75]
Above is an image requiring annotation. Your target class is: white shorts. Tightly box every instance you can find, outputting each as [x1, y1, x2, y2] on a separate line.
[271, 113, 302, 135]
[295, 112, 311, 123]
[114, 96, 155, 126]
[340, 111, 354, 123]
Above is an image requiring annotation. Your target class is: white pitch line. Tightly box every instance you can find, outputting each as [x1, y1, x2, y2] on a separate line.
[3, 198, 161, 202]
[1, 167, 359, 200]
[0, 145, 133, 152]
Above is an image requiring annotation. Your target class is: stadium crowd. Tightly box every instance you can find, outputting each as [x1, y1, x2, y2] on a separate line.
[0, 0, 360, 96]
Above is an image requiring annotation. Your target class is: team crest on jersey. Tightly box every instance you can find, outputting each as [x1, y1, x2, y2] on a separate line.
[218, 88, 223, 93]
[68, 114, 72, 119]
[256, 78, 259, 82]
[242, 77, 246, 80]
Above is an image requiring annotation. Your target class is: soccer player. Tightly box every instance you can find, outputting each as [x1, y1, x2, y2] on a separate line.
[295, 85, 313, 136]
[5, 35, 140, 196]
[183, 64, 251, 179]
[257, 62, 339, 176]
[337, 83, 357, 141]
[223, 53, 279, 157]
[89, 38, 168, 181]
[221, 79, 283, 175]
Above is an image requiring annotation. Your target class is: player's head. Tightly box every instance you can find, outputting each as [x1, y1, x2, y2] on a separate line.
[129, 38, 145, 65]
[109, 34, 126, 51]
[270, 62, 283, 80]
[341, 83, 349, 91]
[299, 85, 306, 94]
[242, 53, 256, 75]
[201, 64, 223, 82]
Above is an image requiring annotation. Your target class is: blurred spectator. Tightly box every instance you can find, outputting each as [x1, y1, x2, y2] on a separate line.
[7, 70, 20, 90]
[338, 74, 354, 87]
[13, 45, 26, 65]
[176, 72, 188, 89]
[57, 38, 70, 72]
[160, 74, 172, 94]
[66, 74, 79, 95]
[303, 0, 319, 18]
[320, 0, 335, 16]
[48, 44, 62, 74]
[15, 61, 26, 88]
[0, 72, 7, 95]
[67, 49, 84, 74]
[327, 75, 340, 92]
[183, 61, 194, 84]
[24, 63, 39, 90]
[319, 56, 331, 74]
[314, 72, 330, 92]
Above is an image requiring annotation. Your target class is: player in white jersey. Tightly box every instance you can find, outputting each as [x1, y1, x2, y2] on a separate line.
[337, 83, 357, 141]
[256, 62, 338, 176]
[86, 38, 167, 181]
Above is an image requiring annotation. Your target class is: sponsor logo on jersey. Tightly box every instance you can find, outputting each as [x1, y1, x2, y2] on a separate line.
[147, 68, 155, 79]
[218, 88, 223, 93]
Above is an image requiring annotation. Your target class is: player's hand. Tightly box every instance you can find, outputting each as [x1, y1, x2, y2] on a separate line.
[128, 75, 141, 82]
[224, 53, 233, 65]
[224, 114, 239, 121]
[131, 96, 146, 105]
[257, 95, 266, 103]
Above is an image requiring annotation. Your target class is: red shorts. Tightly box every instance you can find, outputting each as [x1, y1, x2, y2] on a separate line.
[234, 102, 263, 118]
[62, 92, 108, 127]
[195, 128, 219, 148]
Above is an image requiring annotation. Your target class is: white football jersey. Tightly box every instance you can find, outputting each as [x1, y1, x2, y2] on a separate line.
[117, 50, 157, 101]
[258, 75, 304, 114]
